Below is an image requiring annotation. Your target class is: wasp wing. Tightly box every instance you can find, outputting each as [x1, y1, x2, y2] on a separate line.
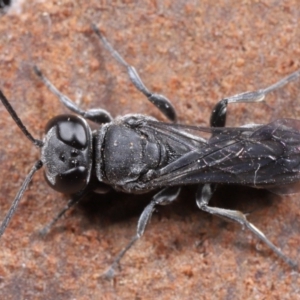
[142, 119, 300, 194]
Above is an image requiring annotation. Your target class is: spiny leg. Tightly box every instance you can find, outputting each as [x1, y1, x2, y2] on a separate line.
[103, 186, 181, 279]
[205, 70, 299, 225]
[34, 66, 112, 124]
[92, 24, 177, 122]
[196, 184, 297, 268]
[205, 70, 300, 267]
[210, 69, 300, 127]
[91, 24, 180, 276]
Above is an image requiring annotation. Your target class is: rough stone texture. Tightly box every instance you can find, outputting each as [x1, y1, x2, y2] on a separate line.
[0, 1, 300, 299]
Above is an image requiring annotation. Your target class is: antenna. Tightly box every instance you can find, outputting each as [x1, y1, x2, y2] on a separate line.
[0, 90, 44, 236]
[0, 160, 43, 237]
[0, 90, 44, 147]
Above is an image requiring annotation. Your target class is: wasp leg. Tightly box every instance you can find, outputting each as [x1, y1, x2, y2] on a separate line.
[210, 69, 300, 127]
[39, 187, 91, 236]
[34, 66, 112, 124]
[92, 25, 177, 122]
[103, 186, 181, 279]
[196, 184, 297, 268]
[39, 197, 80, 236]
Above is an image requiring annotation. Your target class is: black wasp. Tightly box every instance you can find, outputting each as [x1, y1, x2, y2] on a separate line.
[0, 24, 300, 278]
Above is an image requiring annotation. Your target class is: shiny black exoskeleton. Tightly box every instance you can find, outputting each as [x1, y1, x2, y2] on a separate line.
[1, 25, 300, 278]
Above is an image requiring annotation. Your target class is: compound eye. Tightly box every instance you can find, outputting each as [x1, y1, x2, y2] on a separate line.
[45, 115, 89, 149]
[57, 120, 87, 149]
[45, 166, 88, 194]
